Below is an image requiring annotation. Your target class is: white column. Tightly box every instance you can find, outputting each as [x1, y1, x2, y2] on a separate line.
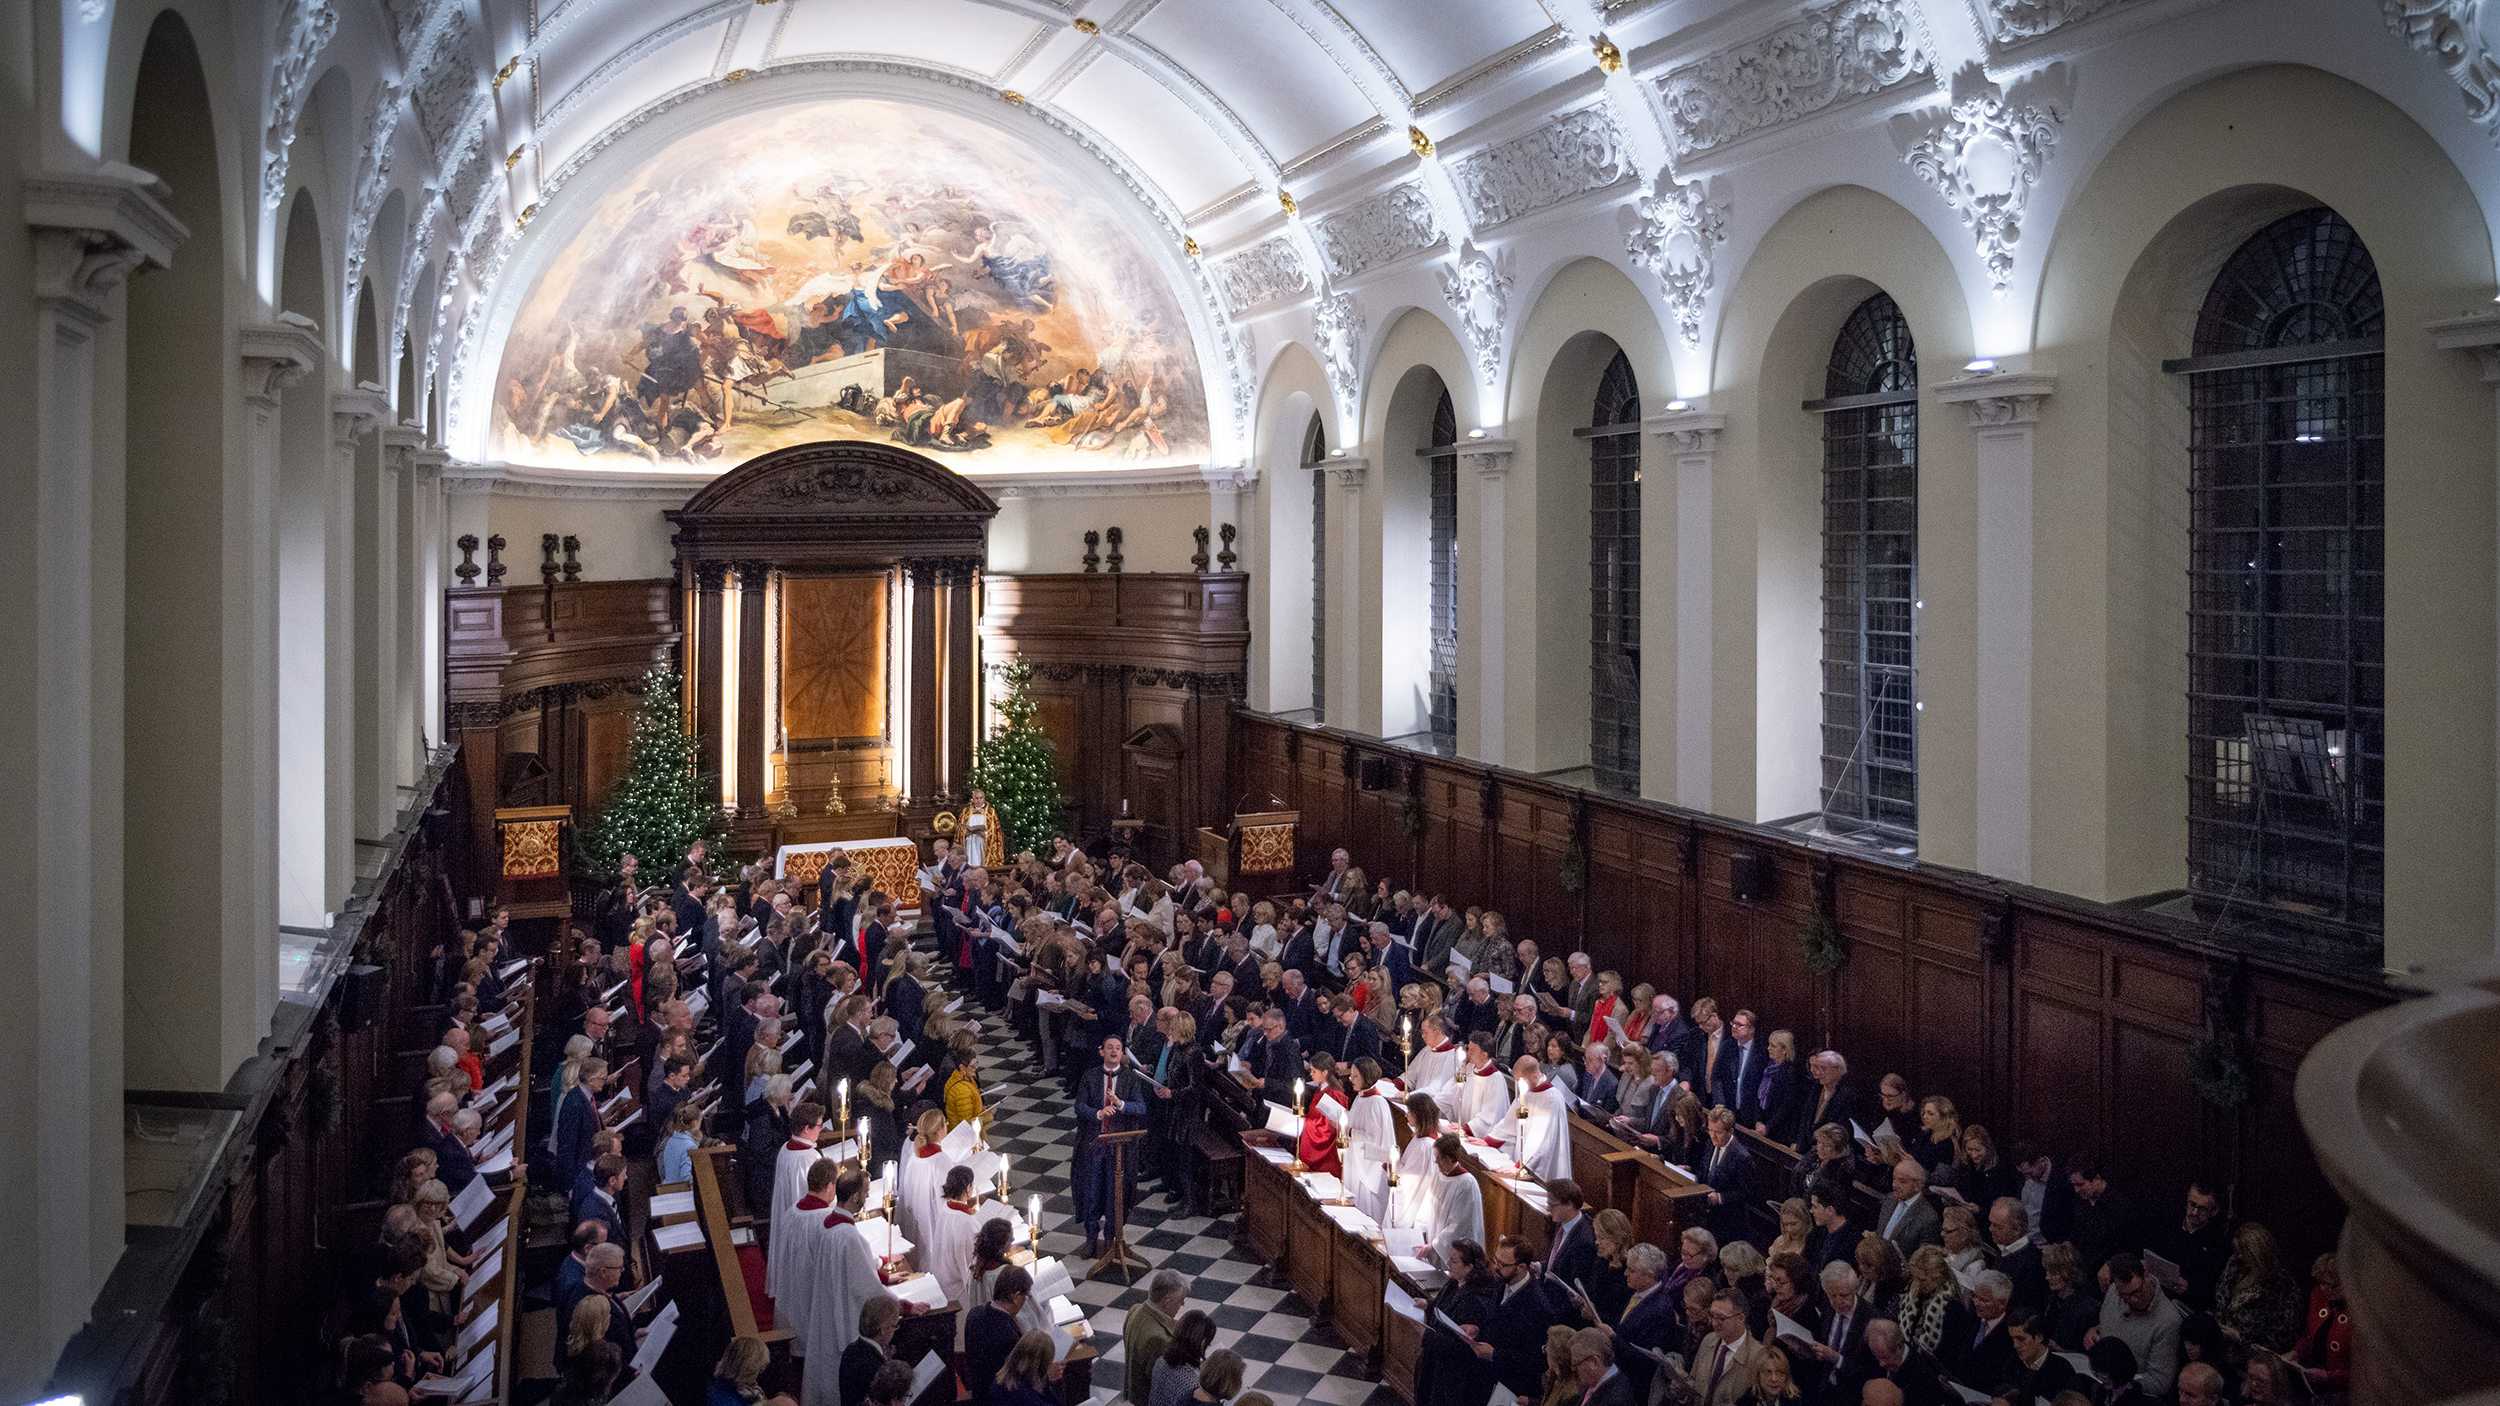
[1328, 455, 1368, 732]
[2428, 311, 2500, 952]
[1646, 406, 1726, 811]
[413, 448, 450, 758]
[239, 322, 321, 1014]
[24, 169, 182, 1369]
[1935, 372, 2054, 883]
[383, 425, 422, 798]
[330, 390, 387, 880]
[1458, 438, 1516, 764]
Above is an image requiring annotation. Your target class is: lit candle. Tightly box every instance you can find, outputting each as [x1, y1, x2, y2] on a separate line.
[999, 1154, 1012, 1199]
[973, 1117, 983, 1150]
[883, 1160, 898, 1206]
[858, 1117, 871, 1164]
[1294, 1077, 1306, 1117]
[1027, 1193, 1042, 1251]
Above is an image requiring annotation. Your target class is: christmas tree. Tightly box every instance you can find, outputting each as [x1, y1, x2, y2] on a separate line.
[967, 661, 1066, 857]
[585, 668, 728, 877]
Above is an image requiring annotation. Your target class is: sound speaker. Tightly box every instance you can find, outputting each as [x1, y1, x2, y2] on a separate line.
[1359, 756, 1393, 791]
[1729, 850, 1772, 903]
[340, 963, 388, 1034]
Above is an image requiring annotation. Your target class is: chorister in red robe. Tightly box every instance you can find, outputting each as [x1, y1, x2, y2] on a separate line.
[1298, 1087, 1350, 1177]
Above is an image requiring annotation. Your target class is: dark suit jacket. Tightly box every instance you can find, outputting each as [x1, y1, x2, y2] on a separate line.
[1253, 1033, 1302, 1104]
[884, 975, 926, 1044]
[1491, 1021, 1533, 1070]
[1280, 988, 1322, 1046]
[1805, 1302, 1877, 1404]
[1712, 1038, 1764, 1121]
[1867, 1346, 1951, 1406]
[859, 920, 888, 983]
[570, 1179, 625, 1249]
[1790, 1077, 1871, 1150]
[1696, 1136, 1755, 1244]
[1806, 1219, 1863, 1279]
[715, 1005, 761, 1091]
[419, 1117, 479, 1197]
[839, 1338, 889, 1406]
[1480, 1279, 1561, 1395]
[553, 1085, 600, 1183]
[1326, 1015, 1380, 1067]
[1995, 1347, 2081, 1400]
[1756, 1060, 1807, 1143]
[1940, 1316, 2018, 1394]
[1616, 1285, 1684, 1402]
[826, 1023, 872, 1087]
[963, 1304, 1022, 1406]
[1993, 1240, 2050, 1317]
[1278, 929, 1320, 983]
[1580, 1371, 1639, 1406]
[1547, 1212, 1599, 1288]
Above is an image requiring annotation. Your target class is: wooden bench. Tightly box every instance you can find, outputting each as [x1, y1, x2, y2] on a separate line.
[1192, 1123, 1244, 1216]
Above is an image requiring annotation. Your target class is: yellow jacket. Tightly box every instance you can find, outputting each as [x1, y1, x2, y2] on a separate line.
[945, 1068, 984, 1128]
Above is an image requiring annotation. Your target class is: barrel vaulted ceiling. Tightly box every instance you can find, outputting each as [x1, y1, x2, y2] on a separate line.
[293, 0, 2500, 451]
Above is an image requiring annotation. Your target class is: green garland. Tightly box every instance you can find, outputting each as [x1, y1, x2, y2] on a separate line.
[2187, 1035, 2252, 1109]
[1558, 841, 1588, 895]
[1802, 912, 1850, 977]
[1398, 794, 1426, 840]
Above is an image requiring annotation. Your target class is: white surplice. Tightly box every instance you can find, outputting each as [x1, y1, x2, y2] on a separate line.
[896, 1145, 952, 1256]
[767, 1142, 822, 1306]
[926, 1198, 983, 1316]
[1458, 1063, 1513, 1137]
[1427, 1163, 1484, 1267]
[1506, 1079, 1574, 1183]
[797, 1209, 895, 1406]
[776, 1195, 832, 1357]
[1347, 1088, 1400, 1224]
[1391, 1134, 1442, 1229]
[1406, 1041, 1463, 1105]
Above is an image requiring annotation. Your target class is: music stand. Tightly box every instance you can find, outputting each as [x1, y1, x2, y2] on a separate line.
[1088, 1127, 1151, 1283]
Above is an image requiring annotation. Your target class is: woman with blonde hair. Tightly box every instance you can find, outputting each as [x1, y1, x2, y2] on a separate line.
[1914, 1095, 1960, 1173]
[1586, 1208, 1636, 1321]
[1741, 1344, 1804, 1404]
[1856, 1232, 1907, 1310]
[409, 1180, 472, 1315]
[1247, 901, 1280, 957]
[993, 1331, 1061, 1406]
[707, 1334, 797, 1405]
[1538, 1323, 1581, 1406]
[1620, 982, 1657, 1045]
[743, 1024, 784, 1108]
[2215, 1220, 2304, 1351]
[1893, 1243, 1971, 1355]
[1941, 1202, 1987, 1279]
[564, 1293, 613, 1367]
[1587, 971, 1627, 1040]
[389, 1150, 439, 1208]
[1769, 1198, 1812, 1262]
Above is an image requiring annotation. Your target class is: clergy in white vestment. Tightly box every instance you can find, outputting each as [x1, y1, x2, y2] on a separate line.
[1504, 1055, 1574, 1183]
[1456, 1033, 1513, 1138]
[926, 1165, 983, 1313]
[1422, 1133, 1485, 1267]
[896, 1107, 954, 1251]
[798, 1166, 913, 1406]
[766, 1104, 828, 1306]
[1405, 1014, 1463, 1102]
[1347, 1073, 1401, 1224]
[1389, 1093, 1449, 1230]
[778, 1159, 839, 1360]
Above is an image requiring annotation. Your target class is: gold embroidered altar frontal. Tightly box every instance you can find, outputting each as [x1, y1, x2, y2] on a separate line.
[501, 820, 564, 878]
[1237, 822, 1297, 875]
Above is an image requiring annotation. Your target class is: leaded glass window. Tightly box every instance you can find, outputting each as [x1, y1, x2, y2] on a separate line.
[1590, 351, 1642, 793]
[1820, 293, 1919, 837]
[1428, 390, 1458, 752]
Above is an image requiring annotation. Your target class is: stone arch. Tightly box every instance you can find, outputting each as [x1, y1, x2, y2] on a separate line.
[1249, 339, 1332, 716]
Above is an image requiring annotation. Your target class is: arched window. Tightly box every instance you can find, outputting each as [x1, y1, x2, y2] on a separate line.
[2182, 208, 2384, 941]
[1589, 350, 1642, 793]
[1428, 389, 1459, 752]
[1305, 413, 1328, 723]
[1819, 292, 1919, 839]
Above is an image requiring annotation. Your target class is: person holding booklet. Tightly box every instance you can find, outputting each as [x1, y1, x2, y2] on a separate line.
[1295, 1052, 1349, 1176]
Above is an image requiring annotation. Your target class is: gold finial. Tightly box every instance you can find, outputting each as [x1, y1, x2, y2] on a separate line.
[1073, 16, 1099, 33]
[1278, 188, 1298, 217]
[724, 68, 753, 84]
[493, 56, 521, 90]
[1183, 235, 1201, 258]
[504, 145, 524, 170]
[1591, 33, 1624, 74]
[1002, 89, 1027, 105]
[1408, 124, 1435, 160]
[515, 203, 537, 231]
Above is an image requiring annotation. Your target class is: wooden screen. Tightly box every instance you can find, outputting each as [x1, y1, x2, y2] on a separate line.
[782, 574, 889, 741]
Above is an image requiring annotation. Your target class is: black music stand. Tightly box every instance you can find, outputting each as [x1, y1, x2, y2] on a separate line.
[1088, 1126, 1151, 1283]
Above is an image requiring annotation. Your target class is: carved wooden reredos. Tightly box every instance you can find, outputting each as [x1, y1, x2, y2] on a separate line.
[666, 442, 1002, 849]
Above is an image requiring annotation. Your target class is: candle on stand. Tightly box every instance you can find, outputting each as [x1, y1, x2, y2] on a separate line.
[857, 1118, 871, 1166]
[1401, 1015, 1413, 1063]
[883, 1160, 898, 1218]
[838, 1079, 850, 1145]
[1294, 1077, 1306, 1117]
[1027, 1193, 1042, 1254]
[973, 1117, 983, 1149]
[999, 1154, 1011, 1201]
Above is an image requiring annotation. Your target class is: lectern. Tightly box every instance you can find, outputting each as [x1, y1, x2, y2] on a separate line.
[1087, 1126, 1151, 1283]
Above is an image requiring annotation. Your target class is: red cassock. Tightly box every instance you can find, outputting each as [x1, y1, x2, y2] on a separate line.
[1298, 1089, 1349, 1176]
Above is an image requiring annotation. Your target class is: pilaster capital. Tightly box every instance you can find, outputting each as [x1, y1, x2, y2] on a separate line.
[2427, 309, 2500, 384]
[25, 166, 186, 310]
[237, 317, 323, 408]
[1199, 463, 1257, 494]
[1643, 407, 1728, 453]
[1315, 454, 1368, 489]
[409, 446, 454, 483]
[1934, 371, 2055, 428]
[1456, 438, 1518, 478]
[330, 386, 391, 450]
[380, 422, 426, 472]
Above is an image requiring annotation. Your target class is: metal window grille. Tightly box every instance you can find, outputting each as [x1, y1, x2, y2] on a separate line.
[2184, 208, 2385, 942]
[1820, 293, 1919, 838]
[1428, 390, 1459, 751]
[1589, 350, 1643, 794]
[1306, 414, 1327, 724]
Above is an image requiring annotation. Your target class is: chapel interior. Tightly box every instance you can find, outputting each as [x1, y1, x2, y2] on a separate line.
[4, 0, 2499, 1403]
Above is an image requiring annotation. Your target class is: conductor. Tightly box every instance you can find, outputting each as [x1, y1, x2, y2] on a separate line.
[1073, 1035, 1147, 1258]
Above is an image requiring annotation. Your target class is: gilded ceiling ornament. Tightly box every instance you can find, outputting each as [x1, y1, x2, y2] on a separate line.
[1591, 33, 1625, 74]
[515, 203, 537, 230]
[724, 68, 753, 84]
[1073, 16, 1099, 33]
[504, 146, 524, 170]
[1183, 235, 1201, 257]
[1408, 124, 1436, 159]
[1896, 67, 2065, 294]
[493, 55, 520, 89]
[1623, 171, 1732, 348]
[1278, 188, 1299, 217]
[1002, 90, 1027, 105]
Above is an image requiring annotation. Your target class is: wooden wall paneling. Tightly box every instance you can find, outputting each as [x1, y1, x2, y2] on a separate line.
[2012, 918, 2111, 1160]
[1905, 900, 1989, 1128]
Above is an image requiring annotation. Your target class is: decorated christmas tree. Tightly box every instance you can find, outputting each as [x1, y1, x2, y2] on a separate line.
[584, 667, 727, 877]
[967, 661, 1066, 857]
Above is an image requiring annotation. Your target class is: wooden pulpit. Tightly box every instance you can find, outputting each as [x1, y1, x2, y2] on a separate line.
[494, 803, 573, 920]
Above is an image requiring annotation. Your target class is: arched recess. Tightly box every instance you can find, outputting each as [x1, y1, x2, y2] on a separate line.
[1249, 340, 1331, 718]
[1710, 186, 1975, 861]
[277, 189, 344, 925]
[1360, 308, 1477, 751]
[1506, 256, 1678, 783]
[2030, 64, 2497, 971]
[124, 8, 257, 1090]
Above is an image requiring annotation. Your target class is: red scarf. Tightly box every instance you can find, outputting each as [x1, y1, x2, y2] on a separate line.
[796, 1195, 829, 1211]
[1528, 1080, 1552, 1094]
[1430, 1040, 1458, 1054]
[915, 1144, 944, 1158]
[786, 1138, 815, 1152]
[1473, 1063, 1498, 1079]
[945, 1199, 975, 1214]
[824, 1209, 856, 1228]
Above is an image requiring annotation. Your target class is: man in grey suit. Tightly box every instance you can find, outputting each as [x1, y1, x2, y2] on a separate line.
[1878, 1157, 1944, 1255]
[1609, 1050, 1685, 1151]
[1415, 896, 1463, 975]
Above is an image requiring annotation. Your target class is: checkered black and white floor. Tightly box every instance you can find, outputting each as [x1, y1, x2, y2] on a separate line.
[955, 986, 1400, 1406]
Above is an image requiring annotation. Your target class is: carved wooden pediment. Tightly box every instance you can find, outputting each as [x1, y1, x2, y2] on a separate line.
[675, 441, 1000, 519]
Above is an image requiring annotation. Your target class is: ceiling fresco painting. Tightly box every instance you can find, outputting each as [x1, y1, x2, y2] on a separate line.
[490, 98, 1208, 472]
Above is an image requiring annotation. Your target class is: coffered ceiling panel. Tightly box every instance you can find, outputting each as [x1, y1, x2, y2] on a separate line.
[774, 0, 1050, 79]
[537, 14, 739, 172]
[1332, 0, 1555, 96]
[1052, 52, 1261, 214]
[1127, 1, 1375, 167]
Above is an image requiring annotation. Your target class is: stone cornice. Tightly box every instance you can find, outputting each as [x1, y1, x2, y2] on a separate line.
[2428, 310, 2500, 383]
[1934, 371, 2056, 426]
[1643, 408, 1729, 452]
[437, 459, 1264, 504]
[236, 321, 324, 407]
[25, 166, 188, 271]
